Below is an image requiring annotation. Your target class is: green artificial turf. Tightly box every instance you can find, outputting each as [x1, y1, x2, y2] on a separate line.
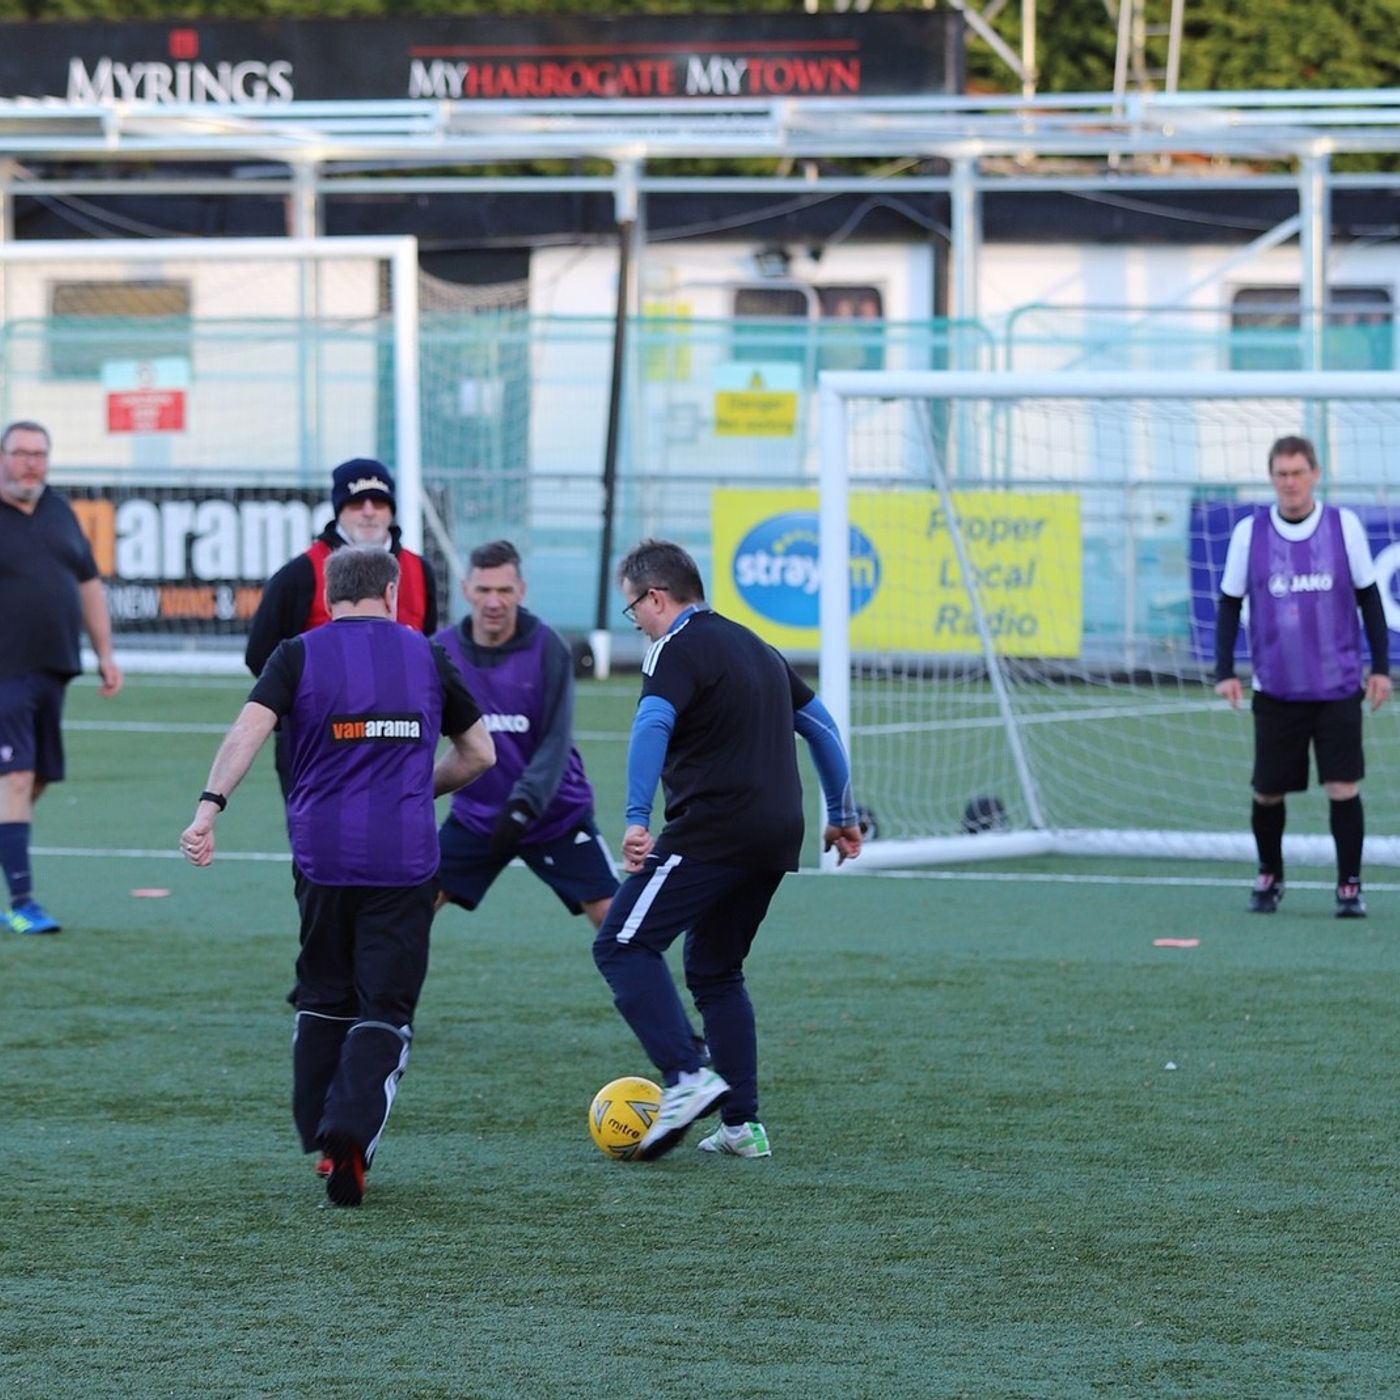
[1, 676, 1396, 1398]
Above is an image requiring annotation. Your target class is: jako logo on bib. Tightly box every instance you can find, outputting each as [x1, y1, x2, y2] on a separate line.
[732, 512, 880, 627]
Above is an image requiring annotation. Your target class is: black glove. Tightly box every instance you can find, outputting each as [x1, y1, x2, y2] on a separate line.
[490, 799, 533, 857]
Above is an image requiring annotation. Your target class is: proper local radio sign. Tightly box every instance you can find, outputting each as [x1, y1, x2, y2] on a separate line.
[103, 357, 189, 434]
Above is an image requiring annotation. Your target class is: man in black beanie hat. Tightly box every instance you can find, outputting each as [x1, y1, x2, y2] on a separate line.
[245, 457, 439, 796]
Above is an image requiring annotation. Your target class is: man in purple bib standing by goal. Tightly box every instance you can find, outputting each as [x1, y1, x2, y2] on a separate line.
[1214, 434, 1392, 917]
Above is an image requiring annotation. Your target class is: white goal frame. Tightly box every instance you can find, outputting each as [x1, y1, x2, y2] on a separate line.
[0, 235, 422, 674]
[817, 369, 1400, 870]
[0, 235, 423, 540]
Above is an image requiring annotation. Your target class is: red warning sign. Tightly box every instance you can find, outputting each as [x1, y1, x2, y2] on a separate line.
[103, 357, 190, 435]
[107, 390, 186, 433]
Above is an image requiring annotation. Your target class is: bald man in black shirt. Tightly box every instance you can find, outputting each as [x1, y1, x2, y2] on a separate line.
[0, 420, 122, 935]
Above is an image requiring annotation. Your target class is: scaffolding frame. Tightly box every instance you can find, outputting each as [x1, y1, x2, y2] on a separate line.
[2, 88, 1400, 335]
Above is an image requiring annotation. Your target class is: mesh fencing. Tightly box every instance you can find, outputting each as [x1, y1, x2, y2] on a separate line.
[6, 271, 1394, 651]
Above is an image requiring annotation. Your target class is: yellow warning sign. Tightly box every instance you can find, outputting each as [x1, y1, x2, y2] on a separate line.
[713, 362, 801, 437]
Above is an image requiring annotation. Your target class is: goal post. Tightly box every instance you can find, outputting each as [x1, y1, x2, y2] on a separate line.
[818, 370, 1400, 869]
[0, 235, 422, 672]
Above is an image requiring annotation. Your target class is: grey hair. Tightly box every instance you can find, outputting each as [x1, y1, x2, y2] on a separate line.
[1, 421, 50, 453]
[325, 546, 400, 606]
[617, 538, 705, 604]
[469, 539, 522, 572]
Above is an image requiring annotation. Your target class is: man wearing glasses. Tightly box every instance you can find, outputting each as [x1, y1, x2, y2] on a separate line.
[595, 538, 863, 1161]
[0, 421, 123, 935]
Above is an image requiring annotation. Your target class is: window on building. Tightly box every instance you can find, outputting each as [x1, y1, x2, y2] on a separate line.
[817, 285, 885, 371]
[1230, 286, 1393, 371]
[730, 283, 886, 370]
[732, 286, 810, 319]
[731, 285, 813, 364]
[48, 280, 192, 379]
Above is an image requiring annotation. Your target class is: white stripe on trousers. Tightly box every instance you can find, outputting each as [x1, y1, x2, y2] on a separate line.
[352, 1020, 412, 1165]
[594, 829, 621, 881]
[616, 852, 683, 944]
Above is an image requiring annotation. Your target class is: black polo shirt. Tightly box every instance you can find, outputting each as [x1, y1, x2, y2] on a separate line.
[0, 489, 99, 681]
[642, 608, 815, 871]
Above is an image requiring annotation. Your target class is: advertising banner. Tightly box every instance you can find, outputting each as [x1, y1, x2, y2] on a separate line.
[711, 488, 1082, 657]
[65, 485, 330, 635]
[1189, 500, 1400, 663]
[0, 14, 962, 105]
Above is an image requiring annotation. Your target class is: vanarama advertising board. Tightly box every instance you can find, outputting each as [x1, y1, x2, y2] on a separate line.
[64, 485, 333, 635]
[712, 489, 1082, 656]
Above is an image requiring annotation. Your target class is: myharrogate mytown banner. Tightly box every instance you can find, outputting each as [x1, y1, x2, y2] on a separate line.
[0, 14, 962, 105]
[712, 488, 1083, 657]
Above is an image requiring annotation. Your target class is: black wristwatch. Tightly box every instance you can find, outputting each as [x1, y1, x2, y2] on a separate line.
[199, 790, 228, 811]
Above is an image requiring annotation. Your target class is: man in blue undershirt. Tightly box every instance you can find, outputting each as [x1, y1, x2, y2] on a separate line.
[594, 538, 862, 1161]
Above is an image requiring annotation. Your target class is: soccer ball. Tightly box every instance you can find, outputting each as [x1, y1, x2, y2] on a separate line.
[588, 1075, 663, 1160]
[962, 793, 1009, 834]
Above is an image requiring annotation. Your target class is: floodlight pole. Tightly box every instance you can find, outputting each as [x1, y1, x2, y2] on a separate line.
[1299, 146, 1331, 459]
[389, 238, 424, 553]
[0, 159, 13, 244]
[591, 160, 640, 679]
[288, 161, 322, 239]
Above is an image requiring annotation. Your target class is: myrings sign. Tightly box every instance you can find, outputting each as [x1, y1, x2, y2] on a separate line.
[0, 15, 963, 105]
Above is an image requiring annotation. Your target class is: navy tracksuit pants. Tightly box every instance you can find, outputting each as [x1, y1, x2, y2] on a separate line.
[593, 849, 783, 1126]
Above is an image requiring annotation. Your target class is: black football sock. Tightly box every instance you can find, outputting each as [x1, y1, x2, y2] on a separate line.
[1251, 801, 1285, 879]
[1329, 795, 1364, 886]
[0, 822, 32, 903]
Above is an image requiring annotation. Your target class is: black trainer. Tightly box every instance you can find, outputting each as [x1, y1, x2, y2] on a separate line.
[322, 1131, 366, 1207]
[1247, 872, 1283, 914]
[1335, 883, 1367, 919]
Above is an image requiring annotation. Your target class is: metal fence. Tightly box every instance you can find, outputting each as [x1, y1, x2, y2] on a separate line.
[3, 307, 1392, 644]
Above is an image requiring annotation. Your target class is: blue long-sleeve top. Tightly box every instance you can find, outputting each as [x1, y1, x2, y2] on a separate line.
[626, 693, 856, 829]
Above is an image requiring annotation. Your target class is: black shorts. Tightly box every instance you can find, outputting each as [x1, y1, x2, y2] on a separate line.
[1251, 690, 1364, 795]
[0, 672, 69, 783]
[293, 871, 437, 1023]
[437, 811, 619, 916]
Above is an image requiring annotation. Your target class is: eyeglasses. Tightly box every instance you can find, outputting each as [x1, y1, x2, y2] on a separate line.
[623, 585, 669, 623]
[3, 448, 48, 461]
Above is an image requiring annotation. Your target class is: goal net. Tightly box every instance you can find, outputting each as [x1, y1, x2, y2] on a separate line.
[817, 370, 1400, 868]
[0, 236, 421, 672]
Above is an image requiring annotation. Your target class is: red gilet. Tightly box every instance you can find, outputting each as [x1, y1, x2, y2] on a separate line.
[303, 540, 430, 632]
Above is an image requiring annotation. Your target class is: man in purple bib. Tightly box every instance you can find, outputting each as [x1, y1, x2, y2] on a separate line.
[434, 539, 619, 931]
[1215, 435, 1392, 917]
[181, 547, 495, 1207]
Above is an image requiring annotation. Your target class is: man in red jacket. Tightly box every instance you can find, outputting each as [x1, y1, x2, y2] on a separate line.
[245, 458, 438, 796]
